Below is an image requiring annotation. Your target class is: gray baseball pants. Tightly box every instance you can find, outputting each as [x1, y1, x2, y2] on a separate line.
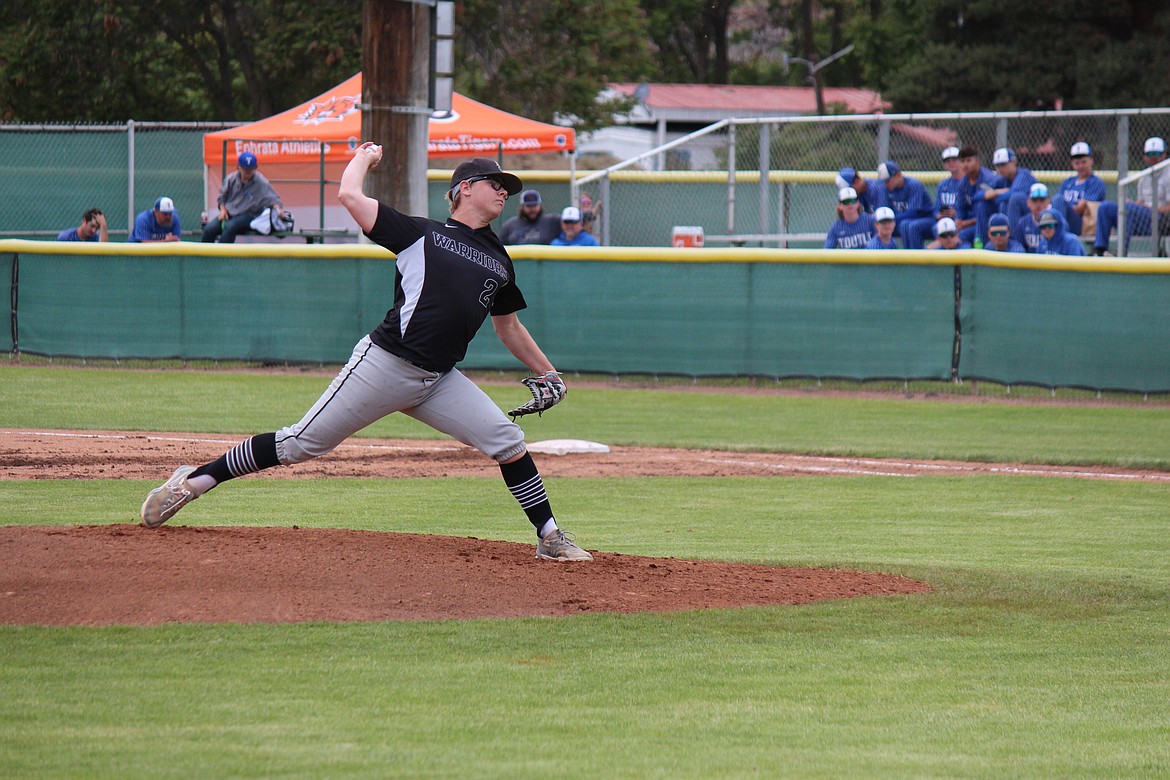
[275, 335, 527, 466]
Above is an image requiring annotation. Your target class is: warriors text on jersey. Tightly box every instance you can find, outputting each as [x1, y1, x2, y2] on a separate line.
[365, 203, 526, 372]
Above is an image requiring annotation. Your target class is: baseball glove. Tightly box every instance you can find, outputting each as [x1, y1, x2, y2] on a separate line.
[508, 371, 567, 419]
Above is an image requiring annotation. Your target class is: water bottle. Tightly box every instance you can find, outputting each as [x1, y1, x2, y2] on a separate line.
[973, 234, 983, 249]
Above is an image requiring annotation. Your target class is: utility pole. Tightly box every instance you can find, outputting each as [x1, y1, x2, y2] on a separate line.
[363, 0, 430, 215]
[783, 44, 854, 117]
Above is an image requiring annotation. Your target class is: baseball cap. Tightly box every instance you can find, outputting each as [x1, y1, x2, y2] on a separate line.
[1144, 137, 1166, 155]
[992, 148, 1016, 166]
[153, 196, 175, 214]
[877, 161, 900, 181]
[838, 186, 858, 203]
[1038, 209, 1060, 227]
[1070, 142, 1092, 158]
[238, 152, 258, 169]
[935, 217, 957, 236]
[941, 146, 960, 160]
[988, 213, 1011, 229]
[519, 189, 541, 206]
[874, 206, 896, 222]
[448, 157, 523, 197]
[835, 167, 857, 190]
[560, 206, 582, 223]
[1029, 183, 1049, 199]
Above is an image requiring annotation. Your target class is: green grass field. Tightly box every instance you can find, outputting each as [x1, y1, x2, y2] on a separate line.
[2, 366, 1169, 778]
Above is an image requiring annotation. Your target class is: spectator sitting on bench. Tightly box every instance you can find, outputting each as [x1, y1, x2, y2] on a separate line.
[202, 152, 290, 243]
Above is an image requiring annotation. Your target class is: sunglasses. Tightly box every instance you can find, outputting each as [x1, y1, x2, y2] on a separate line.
[988, 229, 1008, 237]
[466, 176, 507, 193]
[938, 232, 957, 239]
[1039, 223, 1057, 230]
[840, 198, 858, 205]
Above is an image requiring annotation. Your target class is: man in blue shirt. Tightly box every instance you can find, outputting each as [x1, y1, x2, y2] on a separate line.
[824, 187, 876, 249]
[550, 207, 599, 246]
[983, 148, 1037, 240]
[836, 167, 881, 214]
[956, 146, 997, 247]
[930, 217, 972, 250]
[874, 160, 932, 248]
[1056, 142, 1107, 238]
[985, 213, 1026, 253]
[129, 197, 181, 243]
[1036, 209, 1086, 256]
[57, 208, 108, 242]
[905, 146, 963, 250]
[864, 207, 899, 249]
[1015, 182, 1054, 253]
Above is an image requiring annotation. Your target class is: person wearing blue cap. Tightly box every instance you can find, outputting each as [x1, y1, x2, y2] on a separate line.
[1036, 208, 1085, 256]
[873, 160, 932, 247]
[1016, 182, 1055, 253]
[835, 167, 880, 214]
[201, 151, 290, 243]
[985, 213, 1025, 253]
[1055, 142, 1106, 239]
[129, 196, 182, 243]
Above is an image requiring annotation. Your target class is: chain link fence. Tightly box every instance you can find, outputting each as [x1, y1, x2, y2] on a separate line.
[575, 108, 1170, 254]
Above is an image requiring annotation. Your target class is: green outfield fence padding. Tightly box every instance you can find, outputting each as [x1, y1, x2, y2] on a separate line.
[958, 265, 1170, 392]
[463, 260, 956, 379]
[2, 252, 13, 352]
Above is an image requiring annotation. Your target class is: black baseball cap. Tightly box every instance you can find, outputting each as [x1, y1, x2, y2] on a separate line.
[448, 158, 523, 197]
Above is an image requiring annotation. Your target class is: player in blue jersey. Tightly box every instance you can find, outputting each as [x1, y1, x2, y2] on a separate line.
[985, 213, 1026, 253]
[929, 217, 972, 250]
[905, 146, 964, 250]
[955, 146, 998, 246]
[836, 167, 881, 214]
[983, 148, 1037, 241]
[864, 207, 899, 249]
[1056, 142, 1107, 238]
[1036, 209, 1086, 255]
[1015, 183, 1055, 253]
[874, 161, 932, 247]
[825, 187, 877, 249]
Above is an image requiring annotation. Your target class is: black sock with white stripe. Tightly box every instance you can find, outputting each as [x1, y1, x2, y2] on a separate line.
[190, 432, 280, 490]
[499, 452, 555, 536]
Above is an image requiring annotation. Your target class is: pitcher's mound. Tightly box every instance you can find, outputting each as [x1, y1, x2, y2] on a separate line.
[0, 525, 929, 626]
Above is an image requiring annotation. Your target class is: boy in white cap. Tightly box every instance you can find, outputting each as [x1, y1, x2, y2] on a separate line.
[864, 207, 899, 249]
[928, 217, 971, 250]
[129, 196, 182, 243]
[982, 147, 1037, 241]
[1056, 142, 1106, 238]
[905, 146, 964, 249]
[824, 186, 876, 249]
[1092, 136, 1170, 255]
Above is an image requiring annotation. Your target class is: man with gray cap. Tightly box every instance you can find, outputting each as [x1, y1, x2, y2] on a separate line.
[499, 188, 561, 245]
[140, 151, 593, 562]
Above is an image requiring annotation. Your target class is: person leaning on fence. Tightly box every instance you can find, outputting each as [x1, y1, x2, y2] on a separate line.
[57, 208, 108, 242]
[202, 152, 289, 244]
[873, 160, 932, 248]
[955, 146, 997, 246]
[985, 213, 1026, 253]
[825, 187, 876, 249]
[927, 217, 971, 250]
[835, 167, 881, 214]
[1016, 182, 1054, 253]
[1092, 136, 1170, 256]
[129, 197, 181, 243]
[1036, 208, 1085, 256]
[578, 192, 601, 235]
[864, 207, 899, 249]
[498, 189, 561, 245]
[550, 207, 599, 247]
[1056, 142, 1106, 239]
[904, 146, 964, 250]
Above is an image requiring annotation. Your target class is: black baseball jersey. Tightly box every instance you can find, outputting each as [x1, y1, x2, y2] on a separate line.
[366, 202, 526, 372]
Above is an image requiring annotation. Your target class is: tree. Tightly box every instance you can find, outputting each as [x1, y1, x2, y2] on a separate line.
[640, 0, 738, 83]
[456, 0, 654, 130]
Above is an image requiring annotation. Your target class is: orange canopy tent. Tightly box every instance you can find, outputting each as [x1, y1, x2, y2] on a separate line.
[202, 73, 575, 232]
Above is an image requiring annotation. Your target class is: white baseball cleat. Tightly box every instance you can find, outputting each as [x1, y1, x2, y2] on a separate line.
[535, 528, 593, 561]
[140, 465, 198, 528]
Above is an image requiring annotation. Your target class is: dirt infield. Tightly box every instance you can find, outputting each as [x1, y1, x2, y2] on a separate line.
[5, 427, 1165, 627]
